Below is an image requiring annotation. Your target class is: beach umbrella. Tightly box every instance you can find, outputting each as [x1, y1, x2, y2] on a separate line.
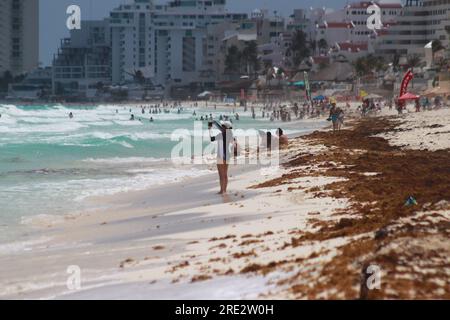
[423, 86, 450, 97]
[365, 93, 382, 99]
[198, 91, 212, 98]
[398, 92, 420, 101]
[313, 95, 326, 101]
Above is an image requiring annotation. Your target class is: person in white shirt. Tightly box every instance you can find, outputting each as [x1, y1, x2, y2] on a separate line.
[209, 121, 234, 195]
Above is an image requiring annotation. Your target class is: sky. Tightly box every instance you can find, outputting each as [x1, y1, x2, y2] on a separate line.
[38, 0, 399, 67]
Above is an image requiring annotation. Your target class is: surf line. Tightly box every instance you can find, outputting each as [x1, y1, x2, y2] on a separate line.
[175, 304, 209, 318]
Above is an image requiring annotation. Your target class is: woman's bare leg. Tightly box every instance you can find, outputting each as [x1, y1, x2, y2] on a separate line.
[223, 164, 229, 194]
[217, 164, 224, 194]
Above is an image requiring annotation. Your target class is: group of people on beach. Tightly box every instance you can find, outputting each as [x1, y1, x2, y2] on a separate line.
[208, 119, 288, 195]
[328, 103, 345, 133]
[62, 100, 331, 196]
[255, 100, 345, 123]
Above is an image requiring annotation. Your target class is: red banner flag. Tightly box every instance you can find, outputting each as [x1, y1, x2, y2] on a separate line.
[398, 70, 414, 108]
[400, 70, 414, 97]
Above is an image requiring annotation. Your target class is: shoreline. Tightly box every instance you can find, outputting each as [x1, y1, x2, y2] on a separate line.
[0, 107, 448, 299]
[0, 102, 326, 246]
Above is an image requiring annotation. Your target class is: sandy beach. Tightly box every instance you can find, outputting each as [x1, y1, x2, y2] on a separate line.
[0, 104, 449, 300]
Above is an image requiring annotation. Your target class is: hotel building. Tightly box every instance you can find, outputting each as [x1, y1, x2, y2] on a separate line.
[0, 0, 39, 76]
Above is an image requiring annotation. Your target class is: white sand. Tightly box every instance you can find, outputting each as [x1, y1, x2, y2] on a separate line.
[1, 105, 448, 300]
[377, 108, 450, 151]
[0, 129, 350, 299]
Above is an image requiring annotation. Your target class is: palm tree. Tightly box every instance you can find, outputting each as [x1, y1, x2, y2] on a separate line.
[406, 54, 422, 70]
[309, 39, 317, 56]
[354, 57, 370, 77]
[224, 45, 241, 75]
[393, 53, 400, 71]
[353, 55, 387, 77]
[318, 38, 328, 53]
[95, 81, 105, 96]
[241, 41, 260, 79]
[124, 69, 146, 85]
[0, 71, 13, 92]
[432, 40, 445, 53]
[135, 70, 145, 85]
[289, 30, 310, 68]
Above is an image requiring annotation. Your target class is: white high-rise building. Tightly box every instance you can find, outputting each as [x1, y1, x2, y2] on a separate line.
[375, 0, 450, 57]
[110, 0, 247, 88]
[316, 2, 402, 51]
[52, 20, 111, 98]
[110, 0, 155, 84]
[0, 0, 39, 76]
[344, 1, 402, 43]
[313, 1, 450, 59]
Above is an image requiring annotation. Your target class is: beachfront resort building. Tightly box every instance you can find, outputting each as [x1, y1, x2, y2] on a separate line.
[0, 0, 39, 76]
[52, 20, 112, 98]
[250, 9, 286, 45]
[344, 1, 403, 43]
[109, 0, 155, 84]
[8, 66, 52, 100]
[314, 0, 450, 61]
[374, 0, 450, 58]
[109, 0, 248, 89]
[205, 21, 258, 83]
[315, 2, 402, 57]
[258, 33, 294, 70]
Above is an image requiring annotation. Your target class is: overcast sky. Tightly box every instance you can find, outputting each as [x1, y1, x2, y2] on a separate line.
[39, 0, 401, 66]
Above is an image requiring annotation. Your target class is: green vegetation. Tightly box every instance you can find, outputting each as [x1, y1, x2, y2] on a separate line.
[224, 41, 260, 78]
[353, 55, 387, 76]
[288, 30, 311, 68]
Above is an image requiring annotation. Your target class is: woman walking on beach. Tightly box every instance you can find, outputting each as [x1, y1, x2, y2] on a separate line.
[329, 103, 344, 133]
[209, 121, 234, 195]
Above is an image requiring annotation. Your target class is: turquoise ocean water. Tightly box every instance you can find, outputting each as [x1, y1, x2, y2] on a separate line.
[0, 103, 324, 243]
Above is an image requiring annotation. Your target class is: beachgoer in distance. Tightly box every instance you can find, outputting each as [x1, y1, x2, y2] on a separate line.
[328, 103, 343, 133]
[209, 120, 234, 195]
[337, 107, 344, 130]
[69, 112, 74, 119]
[277, 128, 288, 147]
[415, 99, 421, 112]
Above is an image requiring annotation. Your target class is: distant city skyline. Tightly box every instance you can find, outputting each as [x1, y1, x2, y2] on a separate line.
[39, 0, 354, 67]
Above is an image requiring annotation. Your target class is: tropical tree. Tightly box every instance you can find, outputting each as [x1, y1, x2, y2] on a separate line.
[224, 45, 241, 75]
[241, 41, 260, 78]
[95, 81, 105, 91]
[309, 39, 317, 56]
[406, 54, 422, 69]
[353, 55, 387, 76]
[124, 69, 146, 85]
[319, 61, 329, 70]
[289, 30, 311, 68]
[393, 53, 400, 71]
[318, 38, 328, 53]
[134, 70, 145, 84]
[432, 39, 445, 53]
[0, 71, 13, 92]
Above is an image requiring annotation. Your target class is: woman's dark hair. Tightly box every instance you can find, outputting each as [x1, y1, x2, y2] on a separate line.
[277, 128, 283, 135]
